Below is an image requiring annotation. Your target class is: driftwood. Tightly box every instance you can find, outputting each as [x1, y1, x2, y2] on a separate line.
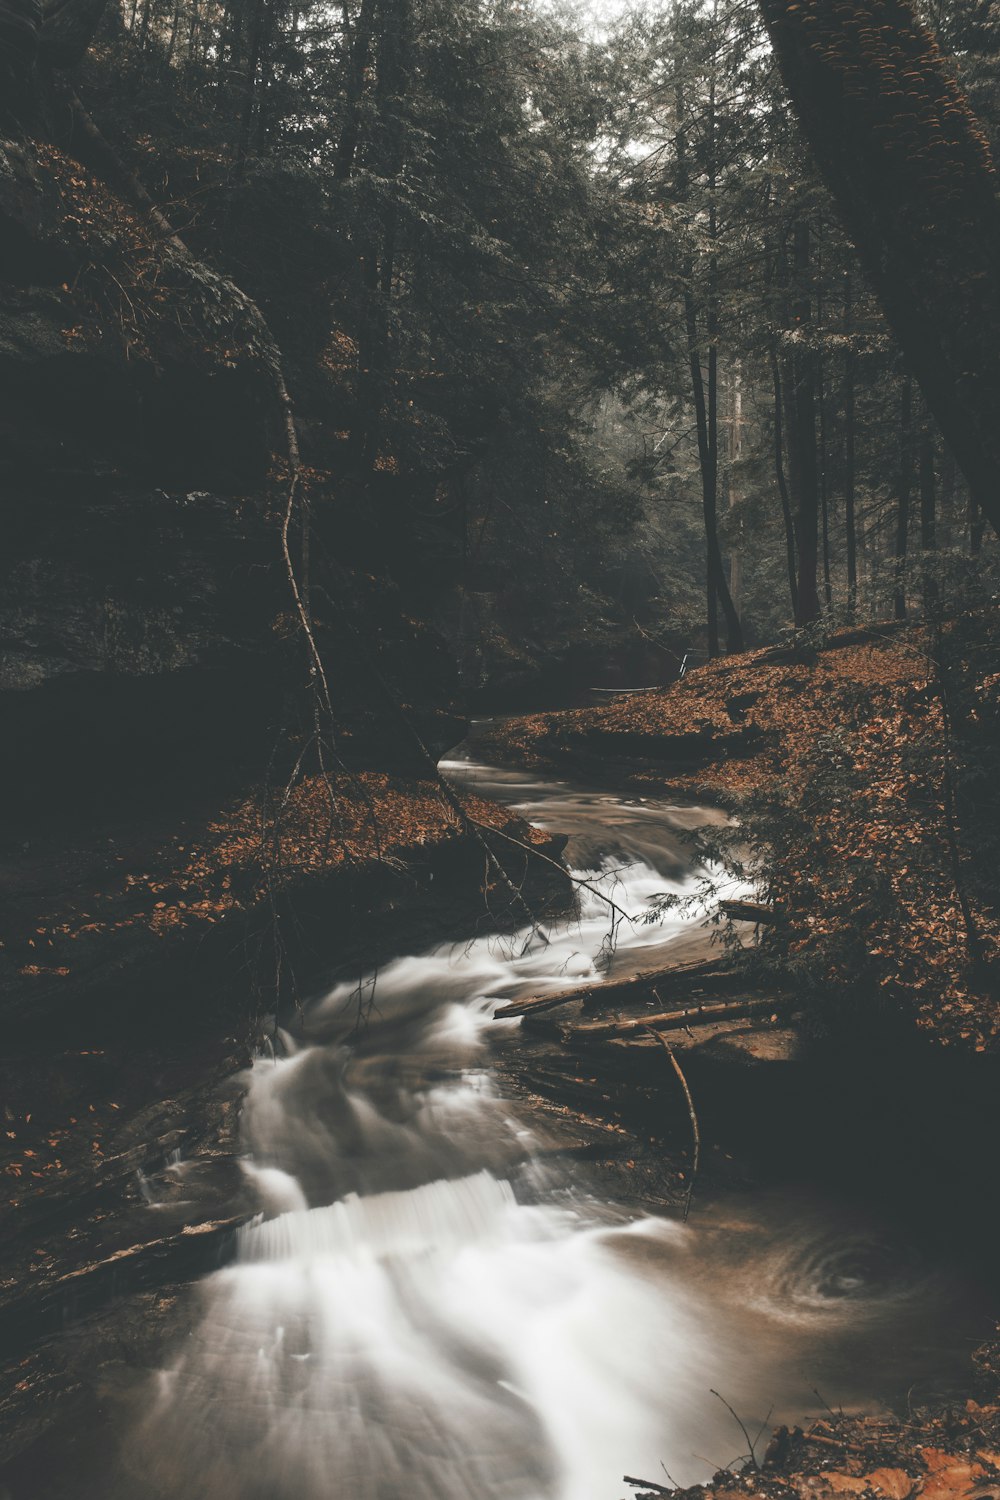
[568, 993, 775, 1041]
[492, 957, 734, 1020]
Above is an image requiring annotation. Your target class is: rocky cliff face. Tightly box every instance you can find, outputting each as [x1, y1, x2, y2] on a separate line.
[0, 140, 285, 807]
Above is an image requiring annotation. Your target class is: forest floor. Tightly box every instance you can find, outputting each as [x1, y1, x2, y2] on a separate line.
[0, 769, 554, 1031]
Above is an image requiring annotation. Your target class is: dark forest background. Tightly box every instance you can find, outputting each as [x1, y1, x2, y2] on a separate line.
[53, 0, 998, 704]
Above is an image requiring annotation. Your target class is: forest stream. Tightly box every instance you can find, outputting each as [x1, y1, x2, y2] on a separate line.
[3, 0, 1000, 1493]
[58, 738, 992, 1500]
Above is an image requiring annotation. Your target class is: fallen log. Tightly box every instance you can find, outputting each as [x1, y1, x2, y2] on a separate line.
[720, 898, 780, 924]
[0, 1211, 247, 1356]
[567, 993, 776, 1041]
[492, 957, 735, 1020]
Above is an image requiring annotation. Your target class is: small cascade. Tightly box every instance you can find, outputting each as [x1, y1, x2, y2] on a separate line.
[114, 759, 979, 1500]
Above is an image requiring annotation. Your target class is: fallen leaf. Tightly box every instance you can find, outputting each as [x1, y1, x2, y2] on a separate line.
[919, 1450, 986, 1500]
[864, 1469, 916, 1499]
[823, 1475, 867, 1495]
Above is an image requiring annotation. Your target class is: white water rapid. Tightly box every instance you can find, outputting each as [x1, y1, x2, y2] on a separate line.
[118, 754, 978, 1500]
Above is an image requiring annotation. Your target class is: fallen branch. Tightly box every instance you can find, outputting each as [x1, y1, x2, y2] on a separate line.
[647, 1020, 700, 1221]
[492, 957, 734, 1020]
[800, 1430, 864, 1455]
[570, 993, 775, 1040]
[751, 620, 910, 668]
[467, 817, 635, 930]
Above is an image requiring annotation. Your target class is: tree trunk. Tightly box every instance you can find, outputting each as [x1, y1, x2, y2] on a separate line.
[893, 378, 914, 621]
[816, 243, 832, 609]
[757, 0, 1000, 541]
[843, 274, 858, 617]
[254, 0, 279, 155]
[919, 417, 938, 614]
[675, 32, 743, 657]
[354, 0, 409, 472]
[727, 363, 743, 616]
[770, 349, 799, 622]
[334, 0, 377, 180]
[684, 291, 719, 657]
[818, 350, 832, 609]
[787, 221, 820, 626]
[137, 0, 152, 52]
[234, 0, 267, 180]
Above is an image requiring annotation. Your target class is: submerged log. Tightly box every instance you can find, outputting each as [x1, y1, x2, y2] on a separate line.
[491, 957, 735, 1020]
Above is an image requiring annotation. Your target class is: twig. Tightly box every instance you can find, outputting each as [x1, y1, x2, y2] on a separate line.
[710, 1389, 760, 1471]
[647, 1014, 700, 1222]
[801, 1430, 864, 1455]
[467, 818, 636, 928]
[812, 1387, 847, 1429]
[753, 1406, 775, 1456]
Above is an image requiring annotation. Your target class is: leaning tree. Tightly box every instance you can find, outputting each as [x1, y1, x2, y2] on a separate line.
[758, 0, 1000, 541]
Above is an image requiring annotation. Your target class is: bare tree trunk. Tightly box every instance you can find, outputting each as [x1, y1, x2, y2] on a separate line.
[334, 0, 378, 180]
[818, 349, 832, 609]
[758, 0, 1000, 540]
[843, 274, 858, 617]
[919, 416, 938, 614]
[165, 0, 181, 61]
[234, 0, 268, 180]
[770, 349, 799, 622]
[137, 0, 153, 52]
[787, 221, 820, 626]
[186, 0, 199, 60]
[816, 241, 832, 609]
[354, 0, 409, 473]
[893, 377, 914, 621]
[727, 362, 743, 617]
[684, 291, 719, 657]
[675, 26, 743, 658]
[254, 0, 280, 155]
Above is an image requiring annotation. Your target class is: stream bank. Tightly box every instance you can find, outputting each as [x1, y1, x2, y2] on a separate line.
[468, 626, 1000, 1499]
[476, 617, 1000, 1051]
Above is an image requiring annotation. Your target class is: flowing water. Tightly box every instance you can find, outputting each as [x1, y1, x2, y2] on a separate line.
[110, 750, 986, 1500]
